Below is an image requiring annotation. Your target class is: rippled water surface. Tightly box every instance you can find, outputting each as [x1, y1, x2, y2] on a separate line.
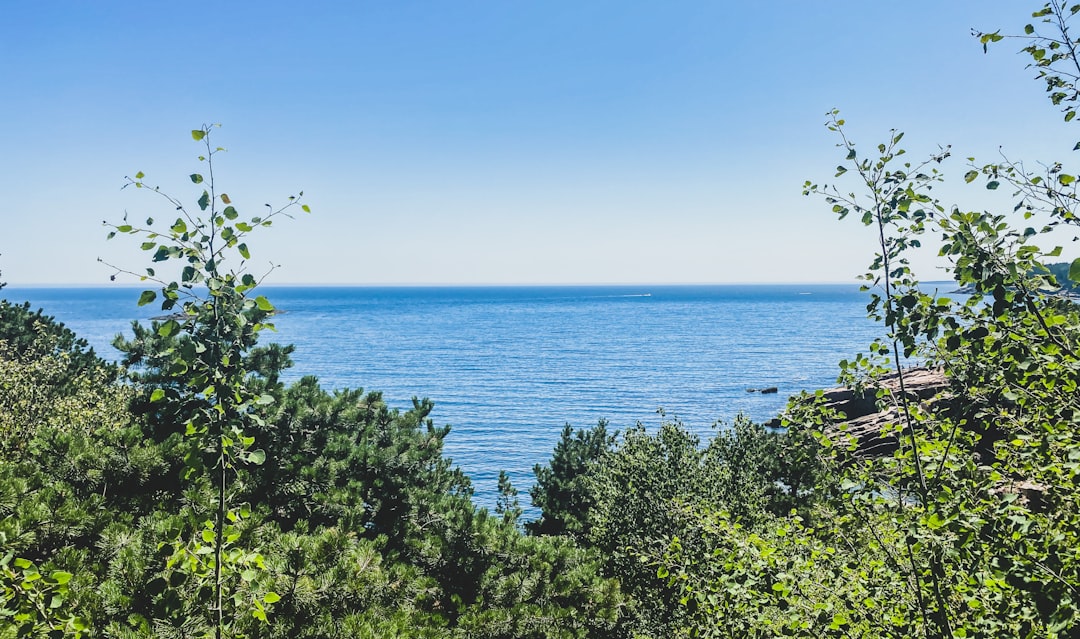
[6, 284, 885, 512]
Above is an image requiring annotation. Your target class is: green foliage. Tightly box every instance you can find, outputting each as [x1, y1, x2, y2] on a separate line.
[0, 305, 131, 637]
[0, 319, 126, 453]
[523, 416, 816, 638]
[656, 4, 1080, 636]
[528, 421, 616, 538]
[0, 125, 631, 638]
[99, 123, 313, 634]
[1045, 260, 1080, 291]
[102, 124, 309, 636]
[1, 546, 88, 638]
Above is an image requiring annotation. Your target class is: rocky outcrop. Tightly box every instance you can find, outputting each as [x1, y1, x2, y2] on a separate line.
[821, 367, 948, 457]
[770, 368, 949, 458]
[777, 367, 1045, 508]
[747, 386, 779, 394]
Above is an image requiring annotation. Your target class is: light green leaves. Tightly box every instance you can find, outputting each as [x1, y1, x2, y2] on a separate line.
[979, 30, 1004, 52]
[103, 125, 315, 636]
[158, 319, 180, 337]
[1070, 257, 1080, 282]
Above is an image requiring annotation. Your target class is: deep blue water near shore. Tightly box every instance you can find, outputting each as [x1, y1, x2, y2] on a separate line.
[5, 284, 885, 515]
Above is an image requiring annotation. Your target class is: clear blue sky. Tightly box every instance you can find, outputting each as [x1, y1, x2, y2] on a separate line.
[2, 1, 1075, 285]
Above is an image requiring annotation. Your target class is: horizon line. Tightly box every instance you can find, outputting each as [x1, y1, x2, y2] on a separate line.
[4, 280, 955, 289]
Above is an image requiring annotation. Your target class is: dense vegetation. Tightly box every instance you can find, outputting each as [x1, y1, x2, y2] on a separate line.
[5, 2, 1080, 637]
[1046, 261, 1080, 292]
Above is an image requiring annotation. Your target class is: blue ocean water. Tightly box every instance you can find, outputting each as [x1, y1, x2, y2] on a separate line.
[4, 284, 886, 513]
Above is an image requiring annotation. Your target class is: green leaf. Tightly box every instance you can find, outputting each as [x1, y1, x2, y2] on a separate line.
[1069, 257, 1080, 283]
[158, 319, 180, 337]
[150, 389, 165, 403]
[301, 204, 311, 213]
[255, 296, 274, 312]
[138, 290, 157, 306]
[256, 394, 275, 405]
[247, 449, 266, 465]
[198, 191, 210, 211]
[117, 224, 133, 233]
[190, 173, 204, 184]
[1060, 174, 1076, 185]
[263, 591, 281, 604]
[50, 571, 73, 585]
[986, 180, 1000, 190]
[964, 170, 978, 183]
[223, 205, 238, 220]
[191, 129, 206, 141]
[238, 243, 250, 259]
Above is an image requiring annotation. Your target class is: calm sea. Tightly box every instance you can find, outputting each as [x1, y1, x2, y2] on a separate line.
[4, 284, 890, 513]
